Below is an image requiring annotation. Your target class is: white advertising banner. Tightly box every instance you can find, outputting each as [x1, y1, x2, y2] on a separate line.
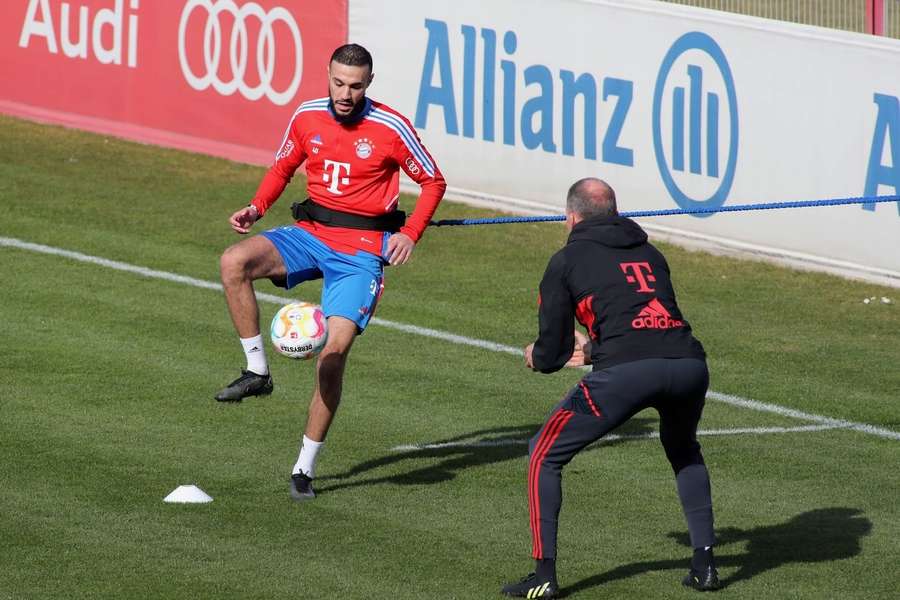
[349, 0, 900, 284]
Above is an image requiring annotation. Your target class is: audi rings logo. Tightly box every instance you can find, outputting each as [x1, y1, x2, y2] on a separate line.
[405, 157, 421, 175]
[178, 0, 303, 106]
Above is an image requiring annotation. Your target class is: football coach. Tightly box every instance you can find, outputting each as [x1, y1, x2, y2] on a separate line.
[502, 178, 719, 598]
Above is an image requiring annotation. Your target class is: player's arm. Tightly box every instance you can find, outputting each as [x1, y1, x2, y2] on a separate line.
[385, 124, 447, 265]
[229, 119, 307, 234]
[526, 253, 576, 373]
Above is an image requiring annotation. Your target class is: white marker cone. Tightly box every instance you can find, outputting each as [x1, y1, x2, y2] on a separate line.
[164, 484, 213, 503]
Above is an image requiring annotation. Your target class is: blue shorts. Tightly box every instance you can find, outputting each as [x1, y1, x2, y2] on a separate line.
[261, 226, 385, 332]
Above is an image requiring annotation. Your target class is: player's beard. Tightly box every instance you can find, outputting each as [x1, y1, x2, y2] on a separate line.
[330, 93, 366, 124]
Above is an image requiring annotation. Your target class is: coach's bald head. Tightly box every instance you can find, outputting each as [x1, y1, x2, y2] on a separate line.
[565, 178, 617, 229]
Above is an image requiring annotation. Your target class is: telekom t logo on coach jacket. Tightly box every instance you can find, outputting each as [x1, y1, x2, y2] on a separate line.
[620, 262, 657, 293]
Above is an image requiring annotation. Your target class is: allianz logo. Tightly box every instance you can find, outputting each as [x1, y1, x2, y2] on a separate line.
[414, 19, 739, 211]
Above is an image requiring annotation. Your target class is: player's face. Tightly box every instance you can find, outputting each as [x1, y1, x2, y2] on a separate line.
[328, 61, 373, 116]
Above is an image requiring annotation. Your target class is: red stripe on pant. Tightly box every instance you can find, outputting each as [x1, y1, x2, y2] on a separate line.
[579, 381, 602, 417]
[529, 409, 574, 559]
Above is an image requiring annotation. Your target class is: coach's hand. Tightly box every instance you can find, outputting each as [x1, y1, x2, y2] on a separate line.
[386, 232, 415, 265]
[524, 343, 535, 369]
[565, 330, 591, 367]
[229, 205, 259, 234]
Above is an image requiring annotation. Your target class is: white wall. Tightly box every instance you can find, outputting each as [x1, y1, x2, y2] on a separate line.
[350, 0, 900, 285]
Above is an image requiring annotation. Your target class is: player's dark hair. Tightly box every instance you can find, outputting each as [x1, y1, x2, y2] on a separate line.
[566, 178, 618, 219]
[330, 44, 373, 71]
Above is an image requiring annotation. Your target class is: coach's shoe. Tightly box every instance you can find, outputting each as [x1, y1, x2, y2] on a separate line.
[214, 370, 273, 402]
[290, 471, 316, 502]
[501, 573, 558, 598]
[682, 548, 721, 591]
[682, 566, 721, 591]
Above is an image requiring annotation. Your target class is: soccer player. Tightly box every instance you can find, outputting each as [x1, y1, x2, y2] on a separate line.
[214, 44, 446, 501]
[501, 179, 719, 597]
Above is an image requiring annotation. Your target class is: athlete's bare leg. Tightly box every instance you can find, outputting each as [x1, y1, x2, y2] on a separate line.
[220, 236, 286, 337]
[304, 316, 358, 441]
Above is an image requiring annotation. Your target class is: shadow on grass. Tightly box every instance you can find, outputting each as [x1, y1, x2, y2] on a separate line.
[560, 507, 872, 597]
[315, 417, 657, 494]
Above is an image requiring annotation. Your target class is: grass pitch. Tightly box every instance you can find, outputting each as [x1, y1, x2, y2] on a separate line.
[1, 115, 898, 599]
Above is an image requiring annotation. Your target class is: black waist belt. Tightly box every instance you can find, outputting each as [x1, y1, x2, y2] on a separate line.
[291, 198, 406, 233]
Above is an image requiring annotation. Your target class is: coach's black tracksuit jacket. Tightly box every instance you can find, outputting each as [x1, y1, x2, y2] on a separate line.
[531, 214, 705, 373]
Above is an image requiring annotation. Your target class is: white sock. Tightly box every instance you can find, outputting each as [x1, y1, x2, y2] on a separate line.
[240, 335, 268, 375]
[292, 435, 324, 478]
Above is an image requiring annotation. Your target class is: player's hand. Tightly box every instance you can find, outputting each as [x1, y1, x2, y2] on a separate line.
[524, 343, 535, 369]
[565, 330, 591, 367]
[386, 232, 415, 265]
[229, 205, 259, 234]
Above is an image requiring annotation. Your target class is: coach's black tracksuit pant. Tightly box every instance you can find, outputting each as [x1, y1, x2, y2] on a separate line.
[528, 357, 715, 559]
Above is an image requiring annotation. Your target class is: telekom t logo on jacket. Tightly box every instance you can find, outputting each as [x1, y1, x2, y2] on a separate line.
[620, 262, 656, 292]
[322, 160, 351, 195]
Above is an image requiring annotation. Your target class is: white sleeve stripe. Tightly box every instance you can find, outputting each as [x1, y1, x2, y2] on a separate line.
[368, 109, 435, 174]
[366, 109, 436, 177]
[366, 115, 435, 177]
[273, 98, 330, 159]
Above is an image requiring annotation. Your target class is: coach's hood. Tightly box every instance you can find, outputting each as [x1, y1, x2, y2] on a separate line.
[567, 215, 648, 249]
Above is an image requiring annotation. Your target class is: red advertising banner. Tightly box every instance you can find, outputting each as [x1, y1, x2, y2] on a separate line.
[0, 0, 347, 164]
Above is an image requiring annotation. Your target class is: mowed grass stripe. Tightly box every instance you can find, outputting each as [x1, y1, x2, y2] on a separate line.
[3, 234, 898, 443]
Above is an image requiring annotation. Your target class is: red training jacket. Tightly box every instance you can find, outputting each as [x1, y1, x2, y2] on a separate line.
[250, 97, 447, 256]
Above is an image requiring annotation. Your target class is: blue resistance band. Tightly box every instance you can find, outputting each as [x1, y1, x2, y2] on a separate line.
[429, 195, 900, 227]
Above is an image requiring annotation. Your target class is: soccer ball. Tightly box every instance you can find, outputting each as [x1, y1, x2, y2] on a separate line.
[270, 302, 328, 360]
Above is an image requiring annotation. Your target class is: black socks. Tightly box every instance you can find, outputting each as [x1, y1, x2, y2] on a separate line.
[535, 558, 557, 582]
[692, 546, 715, 571]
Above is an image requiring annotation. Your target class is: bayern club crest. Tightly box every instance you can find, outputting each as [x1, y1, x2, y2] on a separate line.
[354, 138, 374, 159]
